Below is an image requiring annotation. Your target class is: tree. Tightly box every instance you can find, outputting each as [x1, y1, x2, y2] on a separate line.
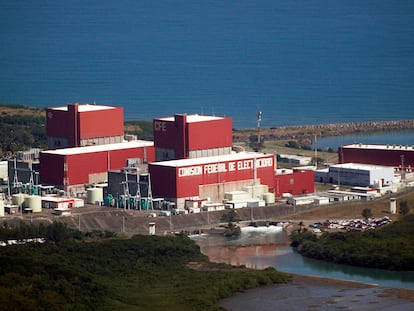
[311, 156, 325, 167]
[46, 222, 69, 244]
[399, 200, 410, 216]
[248, 135, 264, 152]
[285, 140, 299, 149]
[298, 221, 305, 233]
[222, 209, 241, 223]
[362, 208, 372, 219]
[221, 209, 241, 237]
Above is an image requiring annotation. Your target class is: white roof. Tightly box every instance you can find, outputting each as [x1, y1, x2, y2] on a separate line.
[151, 152, 272, 167]
[342, 143, 414, 151]
[42, 196, 74, 202]
[330, 163, 392, 171]
[50, 104, 116, 112]
[42, 141, 153, 156]
[157, 114, 225, 123]
[328, 190, 376, 197]
[279, 154, 312, 161]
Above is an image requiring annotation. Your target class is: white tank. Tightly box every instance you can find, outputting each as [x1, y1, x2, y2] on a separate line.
[12, 193, 26, 207]
[24, 195, 42, 213]
[0, 200, 4, 217]
[262, 192, 275, 205]
[87, 187, 103, 204]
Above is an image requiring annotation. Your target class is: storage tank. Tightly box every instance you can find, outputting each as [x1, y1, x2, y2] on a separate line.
[24, 195, 42, 213]
[87, 187, 104, 204]
[12, 193, 25, 207]
[262, 192, 275, 205]
[0, 200, 4, 217]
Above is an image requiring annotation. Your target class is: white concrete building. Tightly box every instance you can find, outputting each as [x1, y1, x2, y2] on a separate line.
[279, 154, 312, 166]
[315, 163, 395, 187]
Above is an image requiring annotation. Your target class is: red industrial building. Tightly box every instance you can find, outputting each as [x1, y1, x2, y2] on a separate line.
[149, 153, 275, 207]
[153, 114, 233, 161]
[40, 141, 154, 194]
[40, 105, 315, 204]
[274, 169, 315, 197]
[46, 103, 124, 149]
[338, 144, 414, 168]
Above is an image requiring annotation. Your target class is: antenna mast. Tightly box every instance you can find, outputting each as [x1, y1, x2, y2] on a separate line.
[256, 111, 262, 152]
[314, 134, 317, 169]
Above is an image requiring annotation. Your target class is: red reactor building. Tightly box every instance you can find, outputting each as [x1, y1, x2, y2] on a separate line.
[153, 114, 233, 161]
[274, 169, 315, 197]
[46, 103, 124, 149]
[149, 152, 276, 207]
[40, 141, 155, 194]
[339, 144, 414, 168]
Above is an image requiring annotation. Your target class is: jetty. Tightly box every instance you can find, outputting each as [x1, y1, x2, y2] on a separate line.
[233, 119, 414, 143]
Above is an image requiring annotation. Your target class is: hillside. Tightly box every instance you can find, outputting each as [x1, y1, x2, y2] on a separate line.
[0, 105, 47, 156]
[0, 104, 44, 118]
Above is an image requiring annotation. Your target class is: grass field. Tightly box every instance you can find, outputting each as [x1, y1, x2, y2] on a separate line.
[0, 104, 44, 117]
[235, 139, 339, 165]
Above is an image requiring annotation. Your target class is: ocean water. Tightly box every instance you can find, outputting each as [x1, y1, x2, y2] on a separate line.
[1, 1, 414, 129]
[313, 130, 414, 150]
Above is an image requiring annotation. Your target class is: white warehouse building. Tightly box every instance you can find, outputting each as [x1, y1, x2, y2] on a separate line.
[315, 163, 395, 187]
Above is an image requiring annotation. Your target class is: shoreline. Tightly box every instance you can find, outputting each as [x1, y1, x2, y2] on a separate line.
[220, 272, 414, 311]
[232, 119, 414, 142]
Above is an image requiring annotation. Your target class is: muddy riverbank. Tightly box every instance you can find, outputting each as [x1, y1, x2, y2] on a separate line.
[220, 273, 414, 311]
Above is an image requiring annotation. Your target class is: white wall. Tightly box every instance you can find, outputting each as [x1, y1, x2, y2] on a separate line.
[0, 161, 8, 181]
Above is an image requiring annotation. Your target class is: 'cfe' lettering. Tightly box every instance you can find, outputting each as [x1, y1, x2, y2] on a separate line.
[154, 121, 167, 132]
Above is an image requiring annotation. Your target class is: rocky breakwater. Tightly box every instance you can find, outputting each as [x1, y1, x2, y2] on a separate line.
[233, 119, 414, 143]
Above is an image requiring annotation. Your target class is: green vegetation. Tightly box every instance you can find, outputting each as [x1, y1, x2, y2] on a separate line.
[0, 222, 288, 310]
[361, 208, 372, 219]
[399, 200, 410, 216]
[247, 134, 264, 152]
[290, 214, 414, 271]
[221, 209, 242, 237]
[124, 120, 153, 141]
[0, 105, 47, 156]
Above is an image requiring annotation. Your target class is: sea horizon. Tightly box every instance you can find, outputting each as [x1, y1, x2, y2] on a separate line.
[1, 1, 414, 129]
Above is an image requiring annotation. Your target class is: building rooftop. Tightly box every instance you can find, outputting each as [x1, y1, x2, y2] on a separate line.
[279, 154, 312, 161]
[50, 104, 117, 112]
[41, 196, 75, 203]
[157, 114, 226, 123]
[42, 141, 154, 156]
[341, 143, 414, 151]
[330, 163, 392, 171]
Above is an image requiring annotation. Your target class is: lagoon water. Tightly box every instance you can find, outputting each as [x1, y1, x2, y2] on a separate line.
[193, 229, 414, 290]
[313, 130, 414, 150]
[1, 1, 414, 129]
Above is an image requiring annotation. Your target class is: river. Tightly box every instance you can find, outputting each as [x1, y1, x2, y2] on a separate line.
[191, 226, 414, 290]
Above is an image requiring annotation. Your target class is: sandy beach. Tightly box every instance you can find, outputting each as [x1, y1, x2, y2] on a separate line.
[220, 273, 414, 311]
